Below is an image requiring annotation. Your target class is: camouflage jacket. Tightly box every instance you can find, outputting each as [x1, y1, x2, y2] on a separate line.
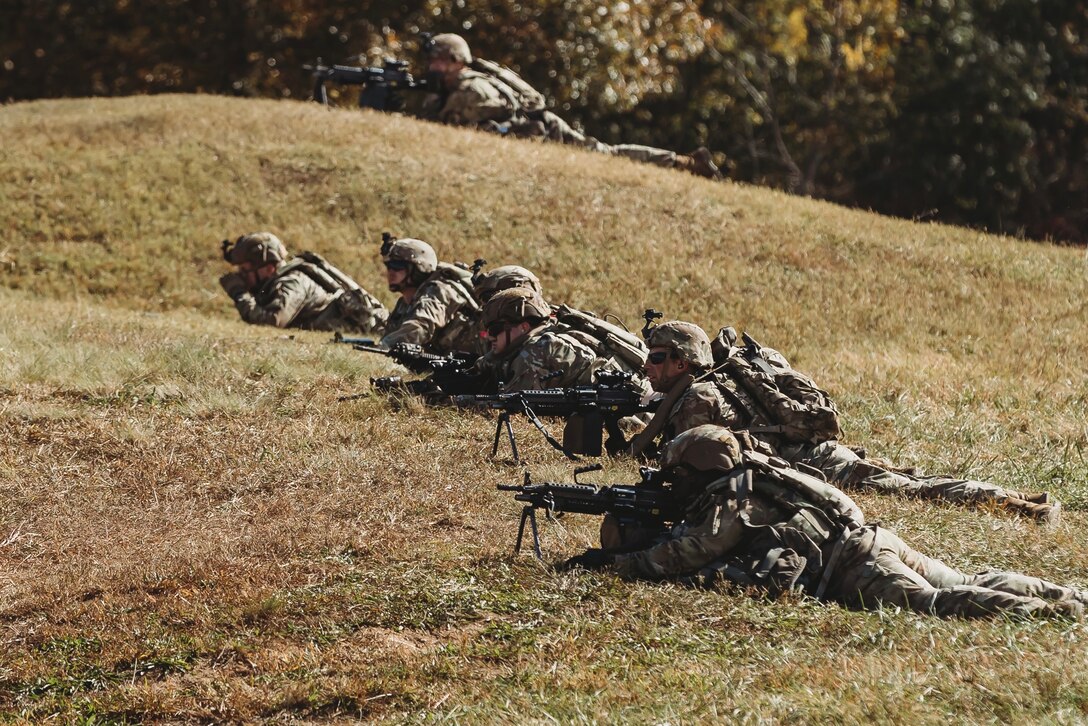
[659, 380, 742, 446]
[233, 266, 347, 330]
[497, 324, 624, 393]
[427, 69, 518, 127]
[380, 272, 480, 356]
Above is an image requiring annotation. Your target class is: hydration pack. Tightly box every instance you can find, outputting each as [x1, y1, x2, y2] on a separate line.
[282, 252, 388, 333]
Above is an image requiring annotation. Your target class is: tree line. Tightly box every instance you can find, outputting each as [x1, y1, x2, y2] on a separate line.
[3, 0, 1084, 243]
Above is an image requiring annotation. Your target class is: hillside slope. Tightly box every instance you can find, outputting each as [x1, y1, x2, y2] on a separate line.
[1, 95, 1086, 722]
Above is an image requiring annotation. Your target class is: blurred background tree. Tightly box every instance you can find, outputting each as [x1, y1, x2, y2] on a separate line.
[1, 0, 1084, 243]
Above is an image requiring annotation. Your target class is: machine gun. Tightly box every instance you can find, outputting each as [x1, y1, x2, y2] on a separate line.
[338, 343, 486, 401]
[497, 464, 676, 559]
[304, 57, 428, 111]
[351, 342, 475, 375]
[453, 370, 656, 462]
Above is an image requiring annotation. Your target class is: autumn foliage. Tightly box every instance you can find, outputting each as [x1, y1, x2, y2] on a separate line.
[2, 0, 1085, 242]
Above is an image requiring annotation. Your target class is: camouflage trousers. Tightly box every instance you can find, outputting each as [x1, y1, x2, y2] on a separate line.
[513, 111, 677, 168]
[781, 441, 1028, 509]
[828, 526, 1087, 618]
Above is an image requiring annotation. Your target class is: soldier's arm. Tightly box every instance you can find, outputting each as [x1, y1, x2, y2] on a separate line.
[378, 290, 450, 349]
[612, 501, 747, 580]
[669, 386, 737, 438]
[234, 276, 309, 328]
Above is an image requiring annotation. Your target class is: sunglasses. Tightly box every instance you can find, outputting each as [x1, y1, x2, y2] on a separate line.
[485, 322, 509, 338]
[384, 260, 410, 271]
[646, 351, 672, 365]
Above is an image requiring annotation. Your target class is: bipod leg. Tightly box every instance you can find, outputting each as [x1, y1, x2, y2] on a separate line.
[513, 506, 542, 560]
[506, 416, 520, 463]
[489, 412, 520, 464]
[490, 413, 505, 457]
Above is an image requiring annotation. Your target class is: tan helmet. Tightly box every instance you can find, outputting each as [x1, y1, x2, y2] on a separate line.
[429, 33, 473, 64]
[473, 265, 543, 303]
[645, 321, 713, 369]
[383, 238, 438, 278]
[223, 232, 288, 266]
[481, 288, 552, 328]
[660, 424, 742, 474]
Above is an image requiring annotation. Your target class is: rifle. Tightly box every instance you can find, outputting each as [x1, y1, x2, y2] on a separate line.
[497, 464, 676, 559]
[352, 342, 476, 375]
[339, 344, 490, 401]
[453, 370, 656, 462]
[304, 58, 428, 111]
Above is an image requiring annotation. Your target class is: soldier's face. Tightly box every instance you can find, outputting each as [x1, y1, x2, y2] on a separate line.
[644, 346, 687, 391]
[427, 56, 463, 88]
[238, 262, 275, 289]
[385, 264, 410, 293]
[486, 321, 530, 354]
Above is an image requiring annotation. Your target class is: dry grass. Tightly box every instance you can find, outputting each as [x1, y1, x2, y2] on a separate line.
[0, 94, 1087, 722]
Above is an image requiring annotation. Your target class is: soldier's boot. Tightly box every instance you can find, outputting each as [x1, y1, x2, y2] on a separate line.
[1042, 600, 1085, 621]
[675, 147, 722, 180]
[1002, 496, 1061, 527]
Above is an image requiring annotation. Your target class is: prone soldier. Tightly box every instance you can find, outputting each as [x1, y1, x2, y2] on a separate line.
[566, 425, 1086, 621]
[379, 235, 481, 356]
[422, 33, 721, 179]
[219, 232, 386, 333]
[629, 320, 1061, 523]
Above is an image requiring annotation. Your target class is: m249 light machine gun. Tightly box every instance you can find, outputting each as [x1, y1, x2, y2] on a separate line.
[305, 58, 428, 111]
[454, 371, 656, 462]
[497, 464, 676, 559]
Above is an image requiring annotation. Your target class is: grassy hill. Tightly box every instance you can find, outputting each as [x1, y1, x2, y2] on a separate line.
[1, 94, 1087, 722]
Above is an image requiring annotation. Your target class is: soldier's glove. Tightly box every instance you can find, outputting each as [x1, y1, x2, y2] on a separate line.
[219, 272, 249, 300]
[557, 548, 615, 572]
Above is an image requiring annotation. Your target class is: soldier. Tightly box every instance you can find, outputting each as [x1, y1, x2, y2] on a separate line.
[480, 288, 645, 393]
[379, 236, 481, 356]
[422, 33, 722, 179]
[567, 425, 1086, 621]
[630, 320, 1061, 523]
[218, 232, 386, 333]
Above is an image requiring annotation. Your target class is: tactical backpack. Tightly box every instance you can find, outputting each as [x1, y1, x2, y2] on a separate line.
[552, 305, 648, 374]
[691, 449, 865, 596]
[469, 58, 547, 114]
[711, 327, 842, 445]
[281, 252, 388, 333]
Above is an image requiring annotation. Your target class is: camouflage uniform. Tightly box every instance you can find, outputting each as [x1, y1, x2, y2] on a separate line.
[220, 233, 387, 333]
[492, 324, 619, 392]
[480, 288, 645, 394]
[380, 266, 481, 355]
[609, 426, 1085, 620]
[423, 35, 718, 177]
[430, 70, 677, 168]
[643, 321, 1059, 521]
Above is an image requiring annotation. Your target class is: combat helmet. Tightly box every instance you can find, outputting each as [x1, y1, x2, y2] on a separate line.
[660, 424, 743, 475]
[480, 288, 552, 328]
[428, 33, 473, 64]
[473, 265, 543, 304]
[222, 232, 288, 267]
[645, 321, 714, 369]
[382, 235, 438, 286]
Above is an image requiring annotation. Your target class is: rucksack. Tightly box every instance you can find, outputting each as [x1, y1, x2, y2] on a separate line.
[552, 305, 648, 374]
[711, 327, 842, 445]
[469, 58, 547, 114]
[292, 251, 388, 333]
